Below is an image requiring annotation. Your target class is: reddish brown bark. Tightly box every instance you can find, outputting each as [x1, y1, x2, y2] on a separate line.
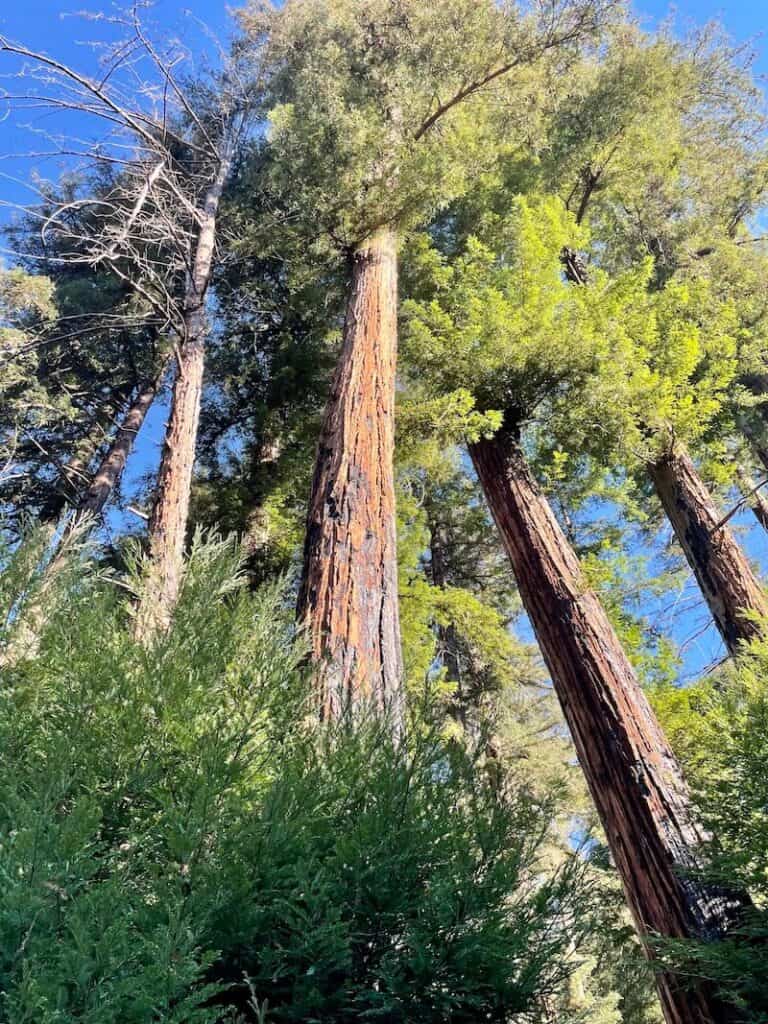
[649, 444, 768, 655]
[134, 155, 230, 639]
[297, 227, 404, 726]
[470, 417, 748, 1024]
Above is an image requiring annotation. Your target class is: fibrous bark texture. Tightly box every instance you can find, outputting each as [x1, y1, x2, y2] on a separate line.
[649, 444, 768, 655]
[297, 227, 404, 727]
[470, 417, 748, 1024]
[134, 157, 230, 640]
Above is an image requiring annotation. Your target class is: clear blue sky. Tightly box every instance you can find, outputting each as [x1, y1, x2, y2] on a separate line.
[1, 0, 767, 680]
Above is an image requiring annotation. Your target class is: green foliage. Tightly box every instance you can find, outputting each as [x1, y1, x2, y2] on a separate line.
[208, 719, 589, 1024]
[651, 636, 768, 1021]
[0, 534, 302, 1022]
[402, 194, 742, 489]
[0, 270, 65, 494]
[0, 535, 599, 1023]
[401, 196, 594, 415]
[538, 23, 766, 277]
[579, 545, 680, 690]
[245, 0, 614, 246]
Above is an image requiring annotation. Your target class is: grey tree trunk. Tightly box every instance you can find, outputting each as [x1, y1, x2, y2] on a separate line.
[134, 152, 231, 640]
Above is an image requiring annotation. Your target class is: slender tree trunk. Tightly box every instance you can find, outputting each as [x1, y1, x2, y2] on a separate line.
[469, 415, 748, 1024]
[0, 373, 166, 666]
[297, 226, 404, 726]
[426, 510, 461, 678]
[134, 154, 231, 640]
[426, 506, 468, 724]
[76, 362, 166, 521]
[735, 467, 768, 535]
[39, 402, 124, 523]
[648, 444, 768, 655]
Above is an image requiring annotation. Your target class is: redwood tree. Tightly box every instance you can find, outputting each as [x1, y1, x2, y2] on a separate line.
[470, 415, 749, 1024]
[649, 444, 768, 654]
[252, 0, 615, 719]
[536, 26, 768, 653]
[297, 228, 403, 719]
[401, 199, 755, 1024]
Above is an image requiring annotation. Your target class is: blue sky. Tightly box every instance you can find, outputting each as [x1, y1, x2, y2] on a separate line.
[1, 0, 767, 680]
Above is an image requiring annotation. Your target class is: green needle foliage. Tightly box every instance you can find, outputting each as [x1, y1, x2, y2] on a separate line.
[242, 0, 616, 247]
[651, 636, 768, 1021]
[0, 534, 597, 1024]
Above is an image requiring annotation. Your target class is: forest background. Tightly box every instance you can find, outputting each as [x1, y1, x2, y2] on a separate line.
[2, 0, 767, 678]
[3, 1, 768, 1023]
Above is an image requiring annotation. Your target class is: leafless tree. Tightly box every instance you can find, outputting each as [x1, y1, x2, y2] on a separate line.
[1, 3, 263, 636]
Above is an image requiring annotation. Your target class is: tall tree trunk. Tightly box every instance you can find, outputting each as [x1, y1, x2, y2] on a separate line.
[134, 155, 231, 640]
[648, 444, 768, 655]
[297, 227, 404, 726]
[76, 366, 164, 520]
[469, 415, 748, 1024]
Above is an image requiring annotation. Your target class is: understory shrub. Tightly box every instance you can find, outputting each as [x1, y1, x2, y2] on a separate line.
[0, 534, 591, 1023]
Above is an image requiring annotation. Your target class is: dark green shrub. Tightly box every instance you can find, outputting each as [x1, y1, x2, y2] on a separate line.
[0, 535, 589, 1023]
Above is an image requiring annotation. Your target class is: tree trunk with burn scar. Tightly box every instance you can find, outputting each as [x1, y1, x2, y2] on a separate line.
[297, 226, 404, 727]
[470, 414, 749, 1024]
[134, 155, 231, 641]
[648, 444, 768, 655]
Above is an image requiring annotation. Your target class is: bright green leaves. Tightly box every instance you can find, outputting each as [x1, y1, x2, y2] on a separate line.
[402, 196, 595, 413]
[401, 194, 741, 478]
[247, 0, 615, 245]
[635, 280, 739, 456]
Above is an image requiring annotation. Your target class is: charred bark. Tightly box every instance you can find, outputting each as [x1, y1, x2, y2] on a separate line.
[134, 153, 231, 640]
[648, 445, 768, 655]
[470, 414, 749, 1024]
[297, 227, 404, 727]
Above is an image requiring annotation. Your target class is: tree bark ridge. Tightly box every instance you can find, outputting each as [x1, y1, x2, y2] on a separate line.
[298, 226, 404, 727]
[649, 444, 768, 655]
[470, 417, 748, 1024]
